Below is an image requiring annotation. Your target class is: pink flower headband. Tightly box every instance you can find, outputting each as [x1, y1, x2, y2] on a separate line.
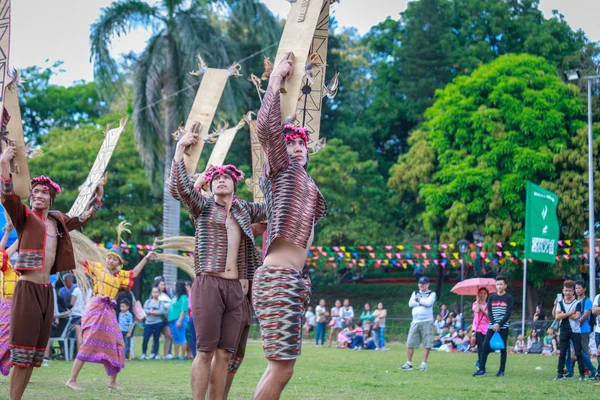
[283, 124, 309, 149]
[31, 175, 62, 194]
[203, 165, 245, 183]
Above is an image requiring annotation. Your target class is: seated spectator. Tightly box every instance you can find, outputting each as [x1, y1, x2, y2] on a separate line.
[338, 324, 353, 348]
[469, 332, 478, 353]
[440, 304, 449, 320]
[527, 329, 542, 354]
[433, 325, 449, 349]
[514, 334, 526, 354]
[455, 312, 464, 330]
[445, 316, 453, 328]
[350, 321, 365, 350]
[364, 331, 377, 350]
[453, 328, 470, 352]
[542, 327, 558, 356]
[441, 325, 457, 348]
[434, 314, 445, 335]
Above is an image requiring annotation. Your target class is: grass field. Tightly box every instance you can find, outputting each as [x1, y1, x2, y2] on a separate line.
[3, 342, 599, 399]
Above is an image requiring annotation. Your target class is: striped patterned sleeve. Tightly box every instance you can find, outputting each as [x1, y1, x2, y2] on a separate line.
[248, 202, 267, 223]
[169, 159, 206, 219]
[256, 86, 290, 175]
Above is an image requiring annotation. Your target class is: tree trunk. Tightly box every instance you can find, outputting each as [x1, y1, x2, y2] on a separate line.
[162, 141, 181, 290]
[161, 37, 182, 290]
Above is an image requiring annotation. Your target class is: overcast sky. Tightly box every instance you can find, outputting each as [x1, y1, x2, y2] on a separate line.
[11, 0, 600, 87]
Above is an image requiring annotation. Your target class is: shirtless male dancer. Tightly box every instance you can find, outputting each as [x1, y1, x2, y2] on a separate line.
[0, 144, 103, 400]
[170, 125, 266, 400]
[252, 57, 327, 399]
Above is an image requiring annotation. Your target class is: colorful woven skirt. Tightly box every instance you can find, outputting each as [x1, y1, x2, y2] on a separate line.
[252, 266, 311, 360]
[0, 298, 11, 376]
[76, 296, 124, 376]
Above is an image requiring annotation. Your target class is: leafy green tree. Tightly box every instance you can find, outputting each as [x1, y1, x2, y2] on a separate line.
[321, 28, 377, 161]
[358, 0, 595, 171]
[19, 62, 109, 144]
[308, 138, 399, 245]
[546, 124, 600, 239]
[29, 112, 162, 245]
[389, 54, 584, 246]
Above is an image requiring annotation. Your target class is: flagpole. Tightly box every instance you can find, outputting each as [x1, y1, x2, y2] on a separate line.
[521, 258, 527, 336]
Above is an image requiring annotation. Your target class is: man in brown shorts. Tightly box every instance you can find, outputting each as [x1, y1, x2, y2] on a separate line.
[0, 144, 103, 400]
[252, 56, 327, 399]
[170, 127, 265, 400]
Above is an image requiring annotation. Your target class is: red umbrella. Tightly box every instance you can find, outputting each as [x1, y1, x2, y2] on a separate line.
[451, 278, 497, 296]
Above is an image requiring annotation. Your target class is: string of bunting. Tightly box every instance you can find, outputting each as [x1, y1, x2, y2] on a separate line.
[98, 239, 596, 269]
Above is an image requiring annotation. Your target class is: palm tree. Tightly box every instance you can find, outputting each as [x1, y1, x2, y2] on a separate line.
[90, 0, 280, 286]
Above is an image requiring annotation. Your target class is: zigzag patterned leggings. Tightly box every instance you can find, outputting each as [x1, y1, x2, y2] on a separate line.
[252, 266, 311, 360]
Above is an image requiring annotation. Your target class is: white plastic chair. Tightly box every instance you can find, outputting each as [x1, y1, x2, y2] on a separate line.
[49, 316, 75, 361]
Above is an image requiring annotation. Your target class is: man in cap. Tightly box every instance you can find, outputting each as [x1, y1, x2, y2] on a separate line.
[170, 126, 266, 400]
[0, 144, 103, 400]
[400, 276, 437, 372]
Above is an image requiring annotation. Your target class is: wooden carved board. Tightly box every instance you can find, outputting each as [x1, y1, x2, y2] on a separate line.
[4, 82, 29, 198]
[274, 0, 331, 148]
[0, 0, 9, 127]
[206, 120, 245, 168]
[68, 120, 127, 217]
[248, 117, 264, 202]
[183, 68, 230, 175]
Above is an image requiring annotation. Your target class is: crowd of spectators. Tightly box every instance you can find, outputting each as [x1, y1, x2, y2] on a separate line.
[304, 299, 389, 351]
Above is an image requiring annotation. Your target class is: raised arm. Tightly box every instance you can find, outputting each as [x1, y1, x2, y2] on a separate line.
[170, 126, 206, 218]
[6, 240, 18, 258]
[248, 202, 267, 224]
[0, 224, 12, 250]
[257, 59, 294, 176]
[1, 145, 27, 229]
[131, 251, 157, 279]
[65, 193, 104, 233]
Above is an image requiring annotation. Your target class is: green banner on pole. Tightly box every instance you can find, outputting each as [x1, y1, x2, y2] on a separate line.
[524, 181, 559, 263]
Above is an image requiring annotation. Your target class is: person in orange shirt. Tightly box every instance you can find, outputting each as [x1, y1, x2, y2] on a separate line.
[0, 223, 18, 376]
[65, 245, 155, 391]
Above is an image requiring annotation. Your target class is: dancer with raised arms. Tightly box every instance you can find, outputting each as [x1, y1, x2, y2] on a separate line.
[252, 56, 327, 399]
[170, 124, 266, 400]
[0, 143, 103, 400]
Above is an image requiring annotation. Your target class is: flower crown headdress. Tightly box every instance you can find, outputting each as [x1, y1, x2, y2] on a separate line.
[283, 124, 309, 149]
[31, 175, 62, 194]
[203, 165, 245, 183]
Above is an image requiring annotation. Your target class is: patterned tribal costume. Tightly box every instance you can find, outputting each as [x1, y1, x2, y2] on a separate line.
[75, 261, 134, 376]
[0, 175, 100, 369]
[170, 160, 267, 356]
[170, 159, 266, 279]
[0, 250, 17, 376]
[252, 86, 327, 360]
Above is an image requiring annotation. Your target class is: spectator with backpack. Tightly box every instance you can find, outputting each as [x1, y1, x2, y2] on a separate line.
[568, 280, 598, 378]
[400, 276, 436, 371]
[552, 280, 586, 381]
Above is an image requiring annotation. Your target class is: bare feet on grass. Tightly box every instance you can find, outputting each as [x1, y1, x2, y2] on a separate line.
[65, 380, 84, 391]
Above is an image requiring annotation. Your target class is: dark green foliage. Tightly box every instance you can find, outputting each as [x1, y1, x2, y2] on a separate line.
[19, 62, 110, 144]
